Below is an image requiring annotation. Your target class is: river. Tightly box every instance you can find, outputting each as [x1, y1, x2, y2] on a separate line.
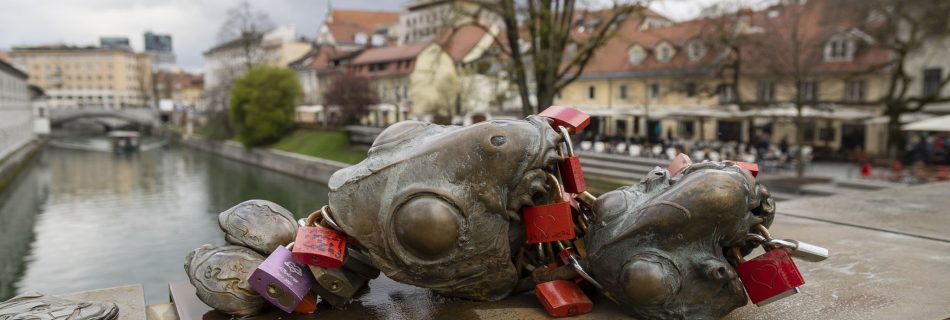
[0, 143, 330, 304]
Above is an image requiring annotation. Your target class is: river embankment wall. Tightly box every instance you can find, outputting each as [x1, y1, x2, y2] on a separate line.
[0, 139, 44, 190]
[180, 136, 348, 185]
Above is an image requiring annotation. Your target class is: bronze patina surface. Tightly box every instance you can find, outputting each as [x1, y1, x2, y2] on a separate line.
[0, 292, 119, 320]
[184, 244, 266, 316]
[326, 116, 562, 301]
[586, 161, 774, 319]
[218, 200, 297, 255]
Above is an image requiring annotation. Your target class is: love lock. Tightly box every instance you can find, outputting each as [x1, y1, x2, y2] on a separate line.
[556, 126, 586, 193]
[731, 245, 804, 306]
[292, 206, 347, 268]
[538, 105, 590, 134]
[534, 279, 593, 317]
[250, 243, 316, 313]
[667, 153, 693, 177]
[309, 265, 369, 309]
[523, 174, 576, 244]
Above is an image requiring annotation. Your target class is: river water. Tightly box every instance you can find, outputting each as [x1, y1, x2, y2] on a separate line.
[0, 143, 330, 304]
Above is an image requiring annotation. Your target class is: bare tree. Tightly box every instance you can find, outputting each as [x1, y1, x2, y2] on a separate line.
[847, 0, 950, 160]
[463, 0, 644, 116]
[219, 0, 273, 69]
[324, 73, 380, 125]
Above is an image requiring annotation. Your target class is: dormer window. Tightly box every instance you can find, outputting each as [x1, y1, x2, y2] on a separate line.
[687, 40, 705, 61]
[825, 36, 855, 61]
[628, 45, 646, 65]
[656, 42, 674, 63]
[354, 32, 368, 45]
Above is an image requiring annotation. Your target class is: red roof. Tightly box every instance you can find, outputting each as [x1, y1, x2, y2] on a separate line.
[436, 24, 491, 62]
[325, 9, 400, 45]
[351, 42, 429, 65]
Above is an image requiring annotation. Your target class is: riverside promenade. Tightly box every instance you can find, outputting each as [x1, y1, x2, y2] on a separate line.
[139, 181, 950, 320]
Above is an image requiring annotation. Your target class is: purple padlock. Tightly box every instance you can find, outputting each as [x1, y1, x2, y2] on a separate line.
[250, 245, 315, 313]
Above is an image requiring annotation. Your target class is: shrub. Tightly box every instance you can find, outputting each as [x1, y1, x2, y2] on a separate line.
[229, 66, 301, 147]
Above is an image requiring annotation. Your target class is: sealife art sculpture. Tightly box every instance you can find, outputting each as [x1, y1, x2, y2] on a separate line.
[184, 106, 827, 319]
[0, 293, 119, 320]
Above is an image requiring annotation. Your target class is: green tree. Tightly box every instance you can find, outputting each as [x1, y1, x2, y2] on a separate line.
[229, 66, 301, 147]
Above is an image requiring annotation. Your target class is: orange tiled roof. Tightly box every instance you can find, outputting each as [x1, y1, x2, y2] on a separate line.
[326, 9, 400, 45]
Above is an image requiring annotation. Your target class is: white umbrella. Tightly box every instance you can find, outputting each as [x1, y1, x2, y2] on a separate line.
[902, 114, 950, 132]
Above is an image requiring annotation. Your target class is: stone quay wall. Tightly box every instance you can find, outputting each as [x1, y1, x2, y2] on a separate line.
[181, 136, 349, 185]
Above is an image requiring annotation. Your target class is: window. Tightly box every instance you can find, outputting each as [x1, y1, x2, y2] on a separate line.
[685, 82, 696, 97]
[619, 84, 628, 99]
[354, 32, 367, 45]
[825, 37, 855, 61]
[757, 81, 774, 102]
[649, 83, 660, 99]
[657, 44, 672, 62]
[799, 81, 818, 102]
[628, 45, 645, 65]
[687, 41, 704, 60]
[720, 84, 734, 103]
[588, 86, 596, 100]
[845, 79, 865, 102]
[678, 120, 695, 139]
[923, 68, 943, 97]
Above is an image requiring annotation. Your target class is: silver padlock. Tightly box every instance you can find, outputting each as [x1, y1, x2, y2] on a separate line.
[768, 239, 829, 262]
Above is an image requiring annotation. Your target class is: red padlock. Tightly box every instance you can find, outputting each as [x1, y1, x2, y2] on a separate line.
[523, 175, 575, 244]
[668, 153, 693, 176]
[734, 247, 804, 306]
[557, 126, 586, 193]
[535, 280, 593, 317]
[728, 160, 759, 177]
[539, 106, 590, 133]
[292, 207, 347, 268]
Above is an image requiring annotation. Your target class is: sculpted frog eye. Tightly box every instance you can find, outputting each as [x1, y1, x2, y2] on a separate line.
[490, 135, 507, 146]
[621, 254, 680, 305]
[394, 195, 462, 260]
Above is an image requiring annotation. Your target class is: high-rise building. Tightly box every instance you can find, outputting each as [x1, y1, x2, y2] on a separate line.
[99, 36, 131, 50]
[8, 45, 152, 108]
[144, 31, 176, 71]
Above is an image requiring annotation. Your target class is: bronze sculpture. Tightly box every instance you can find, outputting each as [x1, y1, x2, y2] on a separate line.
[0, 293, 119, 320]
[184, 108, 820, 319]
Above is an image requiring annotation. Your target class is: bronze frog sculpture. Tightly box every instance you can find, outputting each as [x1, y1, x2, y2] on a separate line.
[185, 109, 816, 319]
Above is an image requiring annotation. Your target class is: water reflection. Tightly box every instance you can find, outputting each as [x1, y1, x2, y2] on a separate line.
[0, 144, 329, 303]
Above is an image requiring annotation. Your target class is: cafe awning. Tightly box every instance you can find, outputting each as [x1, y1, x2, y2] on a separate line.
[902, 114, 950, 132]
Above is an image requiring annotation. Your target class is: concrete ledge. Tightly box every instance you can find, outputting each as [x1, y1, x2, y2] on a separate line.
[180, 136, 349, 185]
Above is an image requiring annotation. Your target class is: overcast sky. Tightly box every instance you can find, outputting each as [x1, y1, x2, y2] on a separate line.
[0, 0, 721, 73]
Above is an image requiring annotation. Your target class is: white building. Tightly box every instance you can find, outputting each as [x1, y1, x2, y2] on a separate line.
[202, 26, 311, 111]
[0, 60, 34, 161]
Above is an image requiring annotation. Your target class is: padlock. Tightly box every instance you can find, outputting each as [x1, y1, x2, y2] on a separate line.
[523, 174, 575, 244]
[732, 247, 805, 306]
[534, 280, 593, 317]
[538, 106, 590, 133]
[342, 247, 381, 279]
[293, 293, 317, 314]
[767, 239, 829, 262]
[250, 244, 316, 313]
[292, 207, 347, 268]
[728, 160, 759, 177]
[556, 126, 587, 193]
[668, 153, 693, 176]
[309, 265, 368, 302]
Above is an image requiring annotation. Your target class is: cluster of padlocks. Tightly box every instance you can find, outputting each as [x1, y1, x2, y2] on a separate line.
[188, 105, 829, 318]
[248, 206, 379, 314]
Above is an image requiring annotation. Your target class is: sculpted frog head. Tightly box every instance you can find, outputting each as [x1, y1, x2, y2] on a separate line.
[584, 161, 775, 319]
[327, 116, 562, 300]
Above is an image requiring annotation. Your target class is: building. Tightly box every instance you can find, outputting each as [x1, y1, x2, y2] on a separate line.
[203, 26, 311, 111]
[398, 0, 500, 45]
[144, 31, 176, 71]
[315, 9, 401, 50]
[154, 71, 204, 109]
[8, 45, 152, 109]
[100, 37, 131, 50]
[289, 45, 360, 106]
[0, 58, 34, 162]
[552, 1, 901, 156]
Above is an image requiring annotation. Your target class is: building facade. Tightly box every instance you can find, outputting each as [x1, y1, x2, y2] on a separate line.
[0, 59, 34, 162]
[316, 9, 401, 50]
[8, 45, 152, 109]
[203, 26, 311, 111]
[144, 31, 177, 71]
